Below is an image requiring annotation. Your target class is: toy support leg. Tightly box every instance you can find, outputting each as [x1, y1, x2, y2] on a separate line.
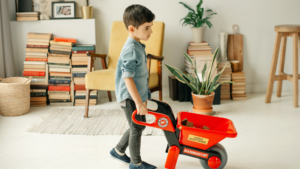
[165, 146, 180, 169]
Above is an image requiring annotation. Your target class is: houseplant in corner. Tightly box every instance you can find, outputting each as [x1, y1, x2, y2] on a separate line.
[179, 0, 217, 43]
[164, 48, 233, 115]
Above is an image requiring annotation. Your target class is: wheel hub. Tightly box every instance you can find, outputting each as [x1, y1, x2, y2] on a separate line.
[208, 156, 221, 169]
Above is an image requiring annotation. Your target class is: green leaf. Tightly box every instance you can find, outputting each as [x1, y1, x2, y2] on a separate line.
[196, 0, 203, 14]
[196, 19, 205, 27]
[205, 20, 213, 28]
[206, 48, 219, 85]
[207, 62, 227, 94]
[164, 64, 198, 93]
[179, 2, 195, 13]
[208, 81, 234, 94]
[183, 52, 194, 67]
[201, 62, 207, 82]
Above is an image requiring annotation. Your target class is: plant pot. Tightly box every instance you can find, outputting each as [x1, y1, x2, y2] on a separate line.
[191, 91, 215, 110]
[191, 27, 206, 43]
[192, 107, 213, 115]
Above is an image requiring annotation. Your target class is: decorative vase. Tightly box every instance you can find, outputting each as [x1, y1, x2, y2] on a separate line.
[81, 6, 93, 19]
[191, 91, 215, 110]
[191, 27, 206, 43]
[220, 32, 228, 61]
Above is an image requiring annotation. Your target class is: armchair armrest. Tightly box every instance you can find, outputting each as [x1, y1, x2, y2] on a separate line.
[87, 52, 108, 73]
[147, 54, 164, 61]
[87, 52, 107, 59]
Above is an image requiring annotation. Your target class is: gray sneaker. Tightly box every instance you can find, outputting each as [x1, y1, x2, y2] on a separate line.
[110, 148, 131, 163]
[129, 161, 157, 169]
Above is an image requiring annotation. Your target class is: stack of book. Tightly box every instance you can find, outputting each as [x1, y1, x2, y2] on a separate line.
[48, 37, 76, 106]
[16, 12, 40, 21]
[24, 32, 51, 107]
[71, 45, 97, 106]
[187, 41, 212, 56]
[30, 89, 47, 107]
[185, 55, 217, 80]
[231, 71, 247, 100]
[218, 61, 232, 100]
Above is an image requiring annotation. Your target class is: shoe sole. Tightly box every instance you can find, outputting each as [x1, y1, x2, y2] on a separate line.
[110, 154, 130, 164]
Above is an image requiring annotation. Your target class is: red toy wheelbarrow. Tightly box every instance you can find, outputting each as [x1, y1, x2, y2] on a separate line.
[132, 99, 237, 169]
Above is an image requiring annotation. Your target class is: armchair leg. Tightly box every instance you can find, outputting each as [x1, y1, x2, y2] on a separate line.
[159, 90, 162, 101]
[107, 91, 112, 102]
[85, 89, 91, 118]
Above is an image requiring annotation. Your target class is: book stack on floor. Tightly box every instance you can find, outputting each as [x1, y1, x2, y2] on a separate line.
[48, 37, 76, 106]
[30, 89, 47, 106]
[217, 61, 232, 100]
[71, 45, 97, 106]
[231, 71, 247, 100]
[16, 12, 40, 21]
[24, 32, 52, 107]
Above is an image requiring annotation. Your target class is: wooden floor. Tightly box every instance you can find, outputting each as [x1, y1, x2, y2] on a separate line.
[0, 93, 300, 169]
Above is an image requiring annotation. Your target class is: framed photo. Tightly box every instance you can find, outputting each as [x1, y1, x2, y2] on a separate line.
[33, 0, 88, 18]
[51, 1, 76, 19]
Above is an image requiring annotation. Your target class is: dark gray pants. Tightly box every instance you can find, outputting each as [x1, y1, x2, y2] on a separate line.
[115, 99, 146, 164]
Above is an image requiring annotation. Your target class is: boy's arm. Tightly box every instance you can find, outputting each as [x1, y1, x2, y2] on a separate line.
[124, 78, 148, 115]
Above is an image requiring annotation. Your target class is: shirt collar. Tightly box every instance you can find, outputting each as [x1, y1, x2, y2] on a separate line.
[127, 36, 146, 48]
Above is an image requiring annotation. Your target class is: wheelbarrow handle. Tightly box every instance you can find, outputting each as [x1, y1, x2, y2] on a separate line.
[132, 110, 175, 132]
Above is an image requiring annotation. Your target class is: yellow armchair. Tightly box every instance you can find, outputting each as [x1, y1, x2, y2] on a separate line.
[84, 21, 165, 118]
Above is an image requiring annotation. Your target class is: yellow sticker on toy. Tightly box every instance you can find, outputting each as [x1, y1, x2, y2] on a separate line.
[187, 135, 209, 145]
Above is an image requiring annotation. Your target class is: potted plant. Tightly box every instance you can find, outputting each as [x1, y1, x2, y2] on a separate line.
[179, 0, 217, 43]
[164, 48, 233, 114]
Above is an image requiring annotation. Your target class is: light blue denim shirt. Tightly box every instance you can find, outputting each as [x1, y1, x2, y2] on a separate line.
[115, 36, 151, 104]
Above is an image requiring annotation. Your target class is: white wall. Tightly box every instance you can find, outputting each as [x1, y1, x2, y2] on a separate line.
[9, 0, 300, 94]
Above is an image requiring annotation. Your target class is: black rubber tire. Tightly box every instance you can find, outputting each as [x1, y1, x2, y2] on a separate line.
[199, 143, 228, 169]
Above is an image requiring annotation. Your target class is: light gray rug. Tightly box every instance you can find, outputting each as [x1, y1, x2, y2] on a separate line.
[27, 108, 218, 136]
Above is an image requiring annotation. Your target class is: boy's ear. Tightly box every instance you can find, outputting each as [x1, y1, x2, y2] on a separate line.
[128, 25, 134, 32]
[128, 25, 134, 33]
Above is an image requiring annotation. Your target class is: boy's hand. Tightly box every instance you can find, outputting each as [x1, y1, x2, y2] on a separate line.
[136, 102, 148, 115]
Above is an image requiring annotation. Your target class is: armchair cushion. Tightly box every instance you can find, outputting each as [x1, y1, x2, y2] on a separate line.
[85, 69, 159, 91]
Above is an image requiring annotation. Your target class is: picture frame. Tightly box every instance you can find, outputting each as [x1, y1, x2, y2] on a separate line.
[33, 0, 88, 19]
[51, 1, 76, 19]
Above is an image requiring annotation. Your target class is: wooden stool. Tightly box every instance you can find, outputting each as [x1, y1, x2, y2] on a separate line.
[265, 25, 300, 107]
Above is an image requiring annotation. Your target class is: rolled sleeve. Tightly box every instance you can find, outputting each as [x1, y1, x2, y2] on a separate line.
[121, 48, 138, 78]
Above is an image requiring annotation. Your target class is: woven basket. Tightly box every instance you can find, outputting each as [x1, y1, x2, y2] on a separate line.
[0, 76, 32, 116]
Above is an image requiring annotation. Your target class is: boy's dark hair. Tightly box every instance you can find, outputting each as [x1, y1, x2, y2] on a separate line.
[123, 4, 155, 30]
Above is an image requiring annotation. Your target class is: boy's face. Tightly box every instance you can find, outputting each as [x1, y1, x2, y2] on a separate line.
[129, 21, 153, 41]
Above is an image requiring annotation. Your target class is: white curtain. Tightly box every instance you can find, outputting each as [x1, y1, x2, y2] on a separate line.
[0, 0, 15, 78]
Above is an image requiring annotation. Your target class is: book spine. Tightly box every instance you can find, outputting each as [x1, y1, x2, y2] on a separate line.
[48, 86, 70, 91]
[72, 73, 86, 77]
[27, 44, 49, 48]
[72, 46, 94, 51]
[72, 50, 94, 54]
[48, 80, 71, 84]
[50, 102, 73, 106]
[74, 85, 86, 90]
[30, 92, 47, 97]
[50, 76, 71, 79]
[25, 58, 48, 62]
[23, 71, 45, 76]
[50, 99, 71, 102]
[178, 81, 185, 102]
[49, 50, 71, 55]
[54, 37, 76, 43]
[72, 65, 88, 68]
[184, 83, 191, 102]
[48, 63, 70, 66]
[74, 95, 97, 99]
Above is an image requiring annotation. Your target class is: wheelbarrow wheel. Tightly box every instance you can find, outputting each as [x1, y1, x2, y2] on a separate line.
[199, 143, 227, 169]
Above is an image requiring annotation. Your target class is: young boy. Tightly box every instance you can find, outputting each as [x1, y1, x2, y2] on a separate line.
[110, 4, 157, 169]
